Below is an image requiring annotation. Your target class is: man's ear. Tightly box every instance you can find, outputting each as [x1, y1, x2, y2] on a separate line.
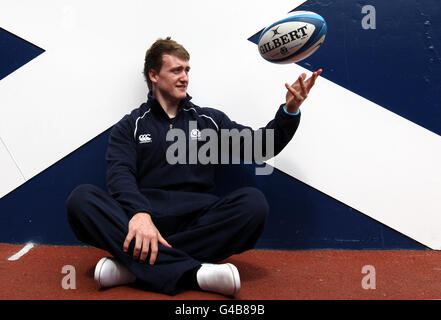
[149, 69, 158, 85]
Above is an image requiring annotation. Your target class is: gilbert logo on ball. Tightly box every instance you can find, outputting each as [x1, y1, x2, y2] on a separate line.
[258, 11, 327, 64]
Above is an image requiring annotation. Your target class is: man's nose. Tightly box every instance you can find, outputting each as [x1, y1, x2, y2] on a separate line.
[179, 71, 189, 82]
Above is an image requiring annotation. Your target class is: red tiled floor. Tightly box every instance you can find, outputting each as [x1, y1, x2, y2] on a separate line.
[1, 243, 441, 300]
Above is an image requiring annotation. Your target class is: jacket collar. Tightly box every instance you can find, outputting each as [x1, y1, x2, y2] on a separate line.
[147, 92, 192, 119]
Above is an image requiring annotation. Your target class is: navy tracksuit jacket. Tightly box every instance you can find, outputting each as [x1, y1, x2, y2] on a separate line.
[66, 92, 301, 295]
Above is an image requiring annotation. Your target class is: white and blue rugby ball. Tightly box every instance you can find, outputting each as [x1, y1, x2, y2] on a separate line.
[258, 11, 327, 64]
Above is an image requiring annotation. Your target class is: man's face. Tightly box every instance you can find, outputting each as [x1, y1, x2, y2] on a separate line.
[150, 54, 190, 104]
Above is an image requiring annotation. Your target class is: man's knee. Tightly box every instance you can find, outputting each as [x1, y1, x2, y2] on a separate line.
[66, 184, 101, 221]
[236, 187, 269, 226]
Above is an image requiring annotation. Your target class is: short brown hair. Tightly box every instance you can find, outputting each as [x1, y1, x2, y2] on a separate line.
[143, 37, 190, 91]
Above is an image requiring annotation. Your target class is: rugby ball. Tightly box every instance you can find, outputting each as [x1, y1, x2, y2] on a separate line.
[258, 11, 327, 64]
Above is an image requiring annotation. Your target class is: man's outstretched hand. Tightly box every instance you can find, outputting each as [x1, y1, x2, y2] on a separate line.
[123, 212, 172, 265]
[285, 69, 322, 114]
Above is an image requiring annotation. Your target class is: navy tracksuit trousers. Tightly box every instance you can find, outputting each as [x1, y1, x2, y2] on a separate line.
[66, 184, 268, 295]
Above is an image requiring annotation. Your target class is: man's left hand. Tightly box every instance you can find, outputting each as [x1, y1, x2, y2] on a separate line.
[284, 69, 322, 114]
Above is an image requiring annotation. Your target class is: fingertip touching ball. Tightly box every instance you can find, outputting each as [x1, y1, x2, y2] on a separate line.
[258, 11, 327, 64]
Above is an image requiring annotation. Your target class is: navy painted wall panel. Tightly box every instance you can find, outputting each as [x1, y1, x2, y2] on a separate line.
[215, 165, 426, 250]
[294, 0, 441, 136]
[0, 130, 110, 244]
[0, 27, 44, 80]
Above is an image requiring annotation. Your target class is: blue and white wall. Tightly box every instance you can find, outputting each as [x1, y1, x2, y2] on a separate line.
[1, 0, 440, 249]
